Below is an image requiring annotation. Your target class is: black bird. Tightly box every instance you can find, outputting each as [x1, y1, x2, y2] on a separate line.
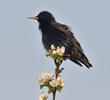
[28, 11, 92, 68]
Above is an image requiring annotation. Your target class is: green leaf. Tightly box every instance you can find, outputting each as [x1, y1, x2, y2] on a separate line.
[56, 59, 59, 63]
[58, 56, 62, 60]
[59, 57, 63, 61]
[50, 55, 54, 58]
[44, 82, 48, 86]
[48, 89, 52, 94]
[57, 87, 62, 92]
[40, 85, 44, 89]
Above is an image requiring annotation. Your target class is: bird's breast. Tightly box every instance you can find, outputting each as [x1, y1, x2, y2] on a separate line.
[39, 24, 74, 53]
[42, 31, 62, 50]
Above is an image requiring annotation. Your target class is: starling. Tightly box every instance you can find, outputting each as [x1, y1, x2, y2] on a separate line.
[28, 11, 92, 68]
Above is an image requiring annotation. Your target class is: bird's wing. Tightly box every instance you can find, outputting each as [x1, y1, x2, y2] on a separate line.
[52, 22, 83, 52]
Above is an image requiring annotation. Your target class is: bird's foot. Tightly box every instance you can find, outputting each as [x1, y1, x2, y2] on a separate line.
[63, 54, 70, 57]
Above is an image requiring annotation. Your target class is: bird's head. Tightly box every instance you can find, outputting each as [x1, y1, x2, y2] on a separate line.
[28, 11, 55, 24]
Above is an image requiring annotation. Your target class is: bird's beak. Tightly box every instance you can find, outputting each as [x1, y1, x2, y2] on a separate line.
[28, 17, 38, 20]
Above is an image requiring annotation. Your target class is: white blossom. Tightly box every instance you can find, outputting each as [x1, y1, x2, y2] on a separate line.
[38, 73, 54, 85]
[56, 46, 65, 56]
[49, 77, 64, 88]
[45, 73, 54, 80]
[57, 76, 64, 87]
[38, 93, 48, 100]
[60, 46, 65, 54]
[50, 79, 57, 87]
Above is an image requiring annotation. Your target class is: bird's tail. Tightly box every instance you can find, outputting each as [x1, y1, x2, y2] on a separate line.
[78, 51, 92, 68]
[70, 58, 82, 67]
[70, 51, 92, 68]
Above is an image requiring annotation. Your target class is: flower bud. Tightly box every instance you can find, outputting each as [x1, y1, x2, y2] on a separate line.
[52, 50, 57, 55]
[51, 44, 56, 50]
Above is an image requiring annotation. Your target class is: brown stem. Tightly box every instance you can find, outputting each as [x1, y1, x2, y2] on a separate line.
[52, 60, 63, 100]
[53, 89, 56, 100]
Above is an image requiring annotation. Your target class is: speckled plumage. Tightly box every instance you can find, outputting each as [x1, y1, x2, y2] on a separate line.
[35, 11, 92, 68]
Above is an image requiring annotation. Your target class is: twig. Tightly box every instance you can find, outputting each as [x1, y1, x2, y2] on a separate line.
[52, 60, 63, 100]
[53, 89, 56, 100]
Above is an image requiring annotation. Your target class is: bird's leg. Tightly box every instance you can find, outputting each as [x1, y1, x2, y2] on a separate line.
[63, 54, 70, 57]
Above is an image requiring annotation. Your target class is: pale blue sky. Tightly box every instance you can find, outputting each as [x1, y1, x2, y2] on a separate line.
[0, 0, 110, 100]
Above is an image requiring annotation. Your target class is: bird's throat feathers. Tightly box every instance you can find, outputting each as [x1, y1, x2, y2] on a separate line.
[39, 21, 55, 33]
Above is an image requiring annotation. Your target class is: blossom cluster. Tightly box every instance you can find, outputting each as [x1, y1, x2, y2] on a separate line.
[38, 72, 54, 85]
[38, 74, 64, 100]
[51, 44, 65, 56]
[46, 44, 65, 62]
[38, 72, 64, 88]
